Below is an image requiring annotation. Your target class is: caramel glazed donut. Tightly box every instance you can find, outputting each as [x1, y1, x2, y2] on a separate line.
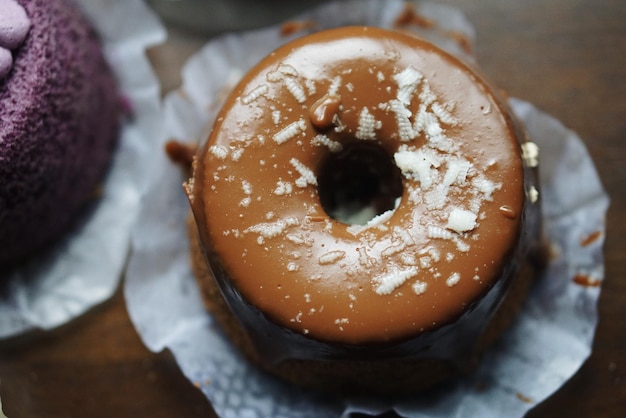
[187, 26, 542, 393]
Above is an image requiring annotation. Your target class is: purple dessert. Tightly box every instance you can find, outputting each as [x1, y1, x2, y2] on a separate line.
[0, 0, 119, 266]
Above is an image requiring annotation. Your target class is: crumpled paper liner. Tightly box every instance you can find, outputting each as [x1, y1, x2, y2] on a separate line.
[124, 0, 610, 417]
[0, 0, 166, 339]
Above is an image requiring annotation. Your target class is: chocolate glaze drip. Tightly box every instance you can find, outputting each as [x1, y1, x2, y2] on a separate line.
[189, 26, 541, 364]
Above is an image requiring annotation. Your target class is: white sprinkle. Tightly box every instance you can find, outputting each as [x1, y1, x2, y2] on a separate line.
[413, 104, 428, 136]
[381, 228, 413, 257]
[444, 158, 471, 186]
[401, 253, 417, 266]
[472, 176, 500, 200]
[427, 225, 454, 240]
[376, 71, 385, 82]
[394, 66, 423, 105]
[333, 113, 346, 132]
[267, 71, 282, 82]
[273, 180, 293, 195]
[284, 77, 307, 103]
[242, 180, 252, 195]
[318, 250, 346, 265]
[273, 118, 306, 144]
[356, 107, 377, 140]
[290, 158, 317, 187]
[381, 242, 407, 258]
[286, 233, 305, 245]
[420, 112, 456, 152]
[397, 228, 414, 245]
[432, 101, 458, 126]
[521, 142, 540, 168]
[427, 247, 441, 262]
[447, 208, 477, 233]
[272, 110, 281, 125]
[239, 197, 251, 207]
[446, 272, 461, 287]
[278, 64, 298, 77]
[267, 64, 299, 82]
[335, 317, 349, 330]
[390, 99, 417, 141]
[346, 206, 396, 236]
[412, 281, 428, 295]
[394, 149, 435, 189]
[231, 148, 244, 161]
[328, 76, 342, 96]
[455, 238, 470, 252]
[424, 111, 443, 138]
[419, 81, 437, 107]
[357, 247, 375, 268]
[244, 217, 299, 239]
[287, 262, 300, 272]
[374, 266, 419, 295]
[528, 186, 539, 203]
[184, 179, 195, 202]
[424, 184, 449, 210]
[241, 84, 268, 104]
[209, 145, 229, 160]
[291, 311, 303, 323]
[305, 79, 317, 96]
[311, 134, 343, 152]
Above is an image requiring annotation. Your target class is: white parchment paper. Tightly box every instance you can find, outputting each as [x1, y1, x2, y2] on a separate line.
[125, 1, 610, 416]
[0, 0, 166, 338]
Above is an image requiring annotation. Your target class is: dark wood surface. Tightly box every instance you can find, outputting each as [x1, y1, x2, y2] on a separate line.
[1, 0, 625, 416]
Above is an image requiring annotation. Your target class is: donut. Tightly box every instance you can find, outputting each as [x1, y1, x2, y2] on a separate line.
[0, 0, 119, 266]
[187, 26, 542, 392]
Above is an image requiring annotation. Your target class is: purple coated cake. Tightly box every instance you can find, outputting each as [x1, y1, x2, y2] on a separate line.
[0, 0, 119, 266]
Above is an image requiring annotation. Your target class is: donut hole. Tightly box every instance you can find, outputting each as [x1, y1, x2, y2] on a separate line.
[318, 142, 403, 225]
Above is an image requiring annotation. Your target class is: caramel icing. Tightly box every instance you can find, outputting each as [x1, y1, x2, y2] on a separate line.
[189, 27, 540, 361]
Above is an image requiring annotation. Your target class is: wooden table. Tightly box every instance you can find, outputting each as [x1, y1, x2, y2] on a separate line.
[1, 0, 624, 416]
